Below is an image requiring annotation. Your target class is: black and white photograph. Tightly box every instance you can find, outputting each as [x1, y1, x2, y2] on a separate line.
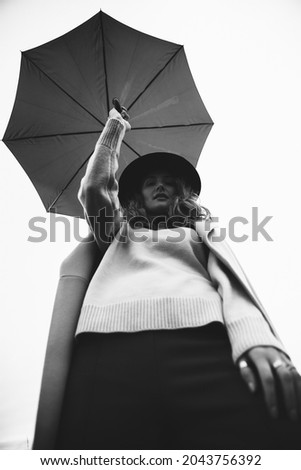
[0, 0, 300, 460]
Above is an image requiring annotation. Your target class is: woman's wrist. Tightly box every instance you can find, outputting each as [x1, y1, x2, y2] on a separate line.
[97, 106, 131, 154]
[97, 118, 126, 153]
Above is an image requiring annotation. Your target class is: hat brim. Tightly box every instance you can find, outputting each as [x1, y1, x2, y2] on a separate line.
[118, 153, 201, 205]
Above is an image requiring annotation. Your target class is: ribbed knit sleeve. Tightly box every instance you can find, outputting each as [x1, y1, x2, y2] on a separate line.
[97, 118, 125, 153]
[78, 117, 125, 193]
[77, 118, 126, 246]
[207, 250, 288, 364]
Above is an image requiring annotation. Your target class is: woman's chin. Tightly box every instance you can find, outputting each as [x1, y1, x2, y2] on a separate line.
[146, 201, 171, 215]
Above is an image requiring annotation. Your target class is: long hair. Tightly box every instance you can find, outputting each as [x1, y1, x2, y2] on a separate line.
[121, 176, 211, 229]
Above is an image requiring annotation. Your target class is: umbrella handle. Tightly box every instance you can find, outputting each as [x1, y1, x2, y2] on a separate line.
[112, 98, 129, 120]
[112, 97, 123, 113]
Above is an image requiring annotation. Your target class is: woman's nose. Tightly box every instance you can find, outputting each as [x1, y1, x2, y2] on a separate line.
[155, 183, 165, 192]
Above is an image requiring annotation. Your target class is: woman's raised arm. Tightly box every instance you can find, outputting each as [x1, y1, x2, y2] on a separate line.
[78, 107, 130, 248]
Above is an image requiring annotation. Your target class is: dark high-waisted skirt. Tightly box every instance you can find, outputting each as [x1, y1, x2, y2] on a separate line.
[55, 322, 301, 449]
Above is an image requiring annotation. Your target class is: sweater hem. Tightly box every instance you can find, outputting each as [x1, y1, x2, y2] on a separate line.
[75, 296, 224, 335]
[76, 320, 225, 335]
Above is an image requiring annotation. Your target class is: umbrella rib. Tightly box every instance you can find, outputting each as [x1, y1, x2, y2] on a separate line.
[100, 11, 110, 115]
[4, 130, 104, 143]
[47, 139, 141, 212]
[47, 150, 94, 212]
[23, 54, 104, 126]
[131, 123, 213, 130]
[122, 139, 141, 157]
[127, 46, 183, 112]
[4, 123, 213, 142]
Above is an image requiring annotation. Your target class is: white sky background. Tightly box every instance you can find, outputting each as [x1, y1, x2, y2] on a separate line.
[0, 0, 300, 448]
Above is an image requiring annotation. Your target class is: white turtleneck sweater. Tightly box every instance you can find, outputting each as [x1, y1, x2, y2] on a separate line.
[76, 117, 287, 363]
[76, 223, 224, 331]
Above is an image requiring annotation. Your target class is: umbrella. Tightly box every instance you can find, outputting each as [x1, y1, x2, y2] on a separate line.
[3, 11, 213, 218]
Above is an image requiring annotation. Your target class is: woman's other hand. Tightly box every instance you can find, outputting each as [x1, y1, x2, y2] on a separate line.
[237, 347, 301, 421]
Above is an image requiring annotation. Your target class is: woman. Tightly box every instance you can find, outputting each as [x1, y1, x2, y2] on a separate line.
[35, 105, 301, 450]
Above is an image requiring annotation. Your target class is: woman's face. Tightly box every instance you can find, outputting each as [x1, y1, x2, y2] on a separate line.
[140, 170, 178, 216]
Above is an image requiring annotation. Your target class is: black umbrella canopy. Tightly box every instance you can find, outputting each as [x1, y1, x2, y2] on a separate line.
[3, 11, 213, 218]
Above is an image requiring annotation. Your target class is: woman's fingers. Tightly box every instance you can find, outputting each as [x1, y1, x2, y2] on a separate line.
[238, 359, 258, 393]
[249, 354, 279, 419]
[245, 347, 301, 421]
[271, 359, 299, 421]
[120, 108, 130, 121]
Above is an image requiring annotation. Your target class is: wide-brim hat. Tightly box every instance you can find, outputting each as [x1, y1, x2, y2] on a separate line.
[118, 152, 201, 205]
